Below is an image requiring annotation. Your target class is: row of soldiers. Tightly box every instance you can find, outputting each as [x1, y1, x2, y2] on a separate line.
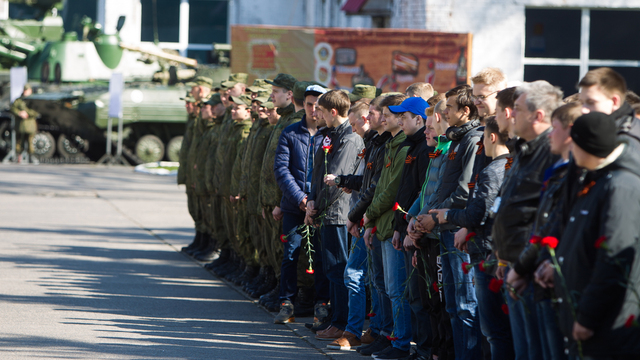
[177, 73, 334, 312]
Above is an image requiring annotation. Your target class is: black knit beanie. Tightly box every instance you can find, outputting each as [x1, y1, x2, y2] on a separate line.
[570, 111, 618, 158]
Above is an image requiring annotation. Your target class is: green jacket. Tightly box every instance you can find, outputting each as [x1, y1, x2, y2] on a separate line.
[177, 114, 196, 185]
[194, 119, 216, 195]
[204, 116, 225, 193]
[239, 118, 274, 215]
[365, 131, 409, 241]
[212, 107, 235, 194]
[10, 97, 39, 135]
[185, 115, 205, 189]
[259, 104, 304, 208]
[218, 117, 253, 197]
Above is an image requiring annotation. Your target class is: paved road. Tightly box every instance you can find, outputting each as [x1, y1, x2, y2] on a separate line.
[0, 164, 365, 360]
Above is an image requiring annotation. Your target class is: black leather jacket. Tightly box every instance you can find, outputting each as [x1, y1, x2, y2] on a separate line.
[492, 128, 559, 262]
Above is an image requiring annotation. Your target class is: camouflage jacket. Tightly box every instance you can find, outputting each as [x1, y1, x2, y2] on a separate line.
[259, 103, 304, 208]
[216, 117, 253, 197]
[185, 115, 206, 189]
[238, 118, 274, 215]
[204, 115, 226, 193]
[177, 114, 197, 185]
[212, 107, 234, 194]
[194, 119, 216, 195]
[10, 98, 39, 135]
[229, 120, 255, 197]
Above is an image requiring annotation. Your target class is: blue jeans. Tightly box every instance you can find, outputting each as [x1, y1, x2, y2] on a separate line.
[537, 299, 567, 360]
[369, 234, 391, 336]
[321, 224, 349, 330]
[440, 229, 481, 360]
[404, 248, 433, 357]
[507, 281, 542, 360]
[344, 236, 368, 337]
[279, 212, 306, 302]
[381, 238, 412, 352]
[474, 263, 514, 360]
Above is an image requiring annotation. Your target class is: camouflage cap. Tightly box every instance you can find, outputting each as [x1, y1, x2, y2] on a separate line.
[255, 89, 272, 98]
[263, 102, 275, 110]
[348, 84, 377, 102]
[221, 73, 249, 88]
[185, 76, 214, 88]
[204, 93, 222, 106]
[231, 94, 252, 107]
[247, 79, 273, 93]
[292, 81, 313, 101]
[265, 73, 297, 91]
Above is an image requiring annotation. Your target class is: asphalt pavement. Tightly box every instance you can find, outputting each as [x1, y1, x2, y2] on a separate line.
[0, 164, 366, 360]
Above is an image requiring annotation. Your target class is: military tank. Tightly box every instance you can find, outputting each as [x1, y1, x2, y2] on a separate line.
[0, 12, 230, 164]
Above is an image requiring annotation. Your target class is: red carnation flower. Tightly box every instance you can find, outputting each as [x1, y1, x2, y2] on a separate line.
[367, 312, 376, 318]
[501, 304, 510, 315]
[461, 262, 472, 274]
[478, 260, 485, 272]
[372, 226, 377, 234]
[625, 315, 636, 328]
[465, 232, 477, 242]
[392, 202, 400, 211]
[541, 236, 559, 249]
[403, 214, 407, 220]
[359, 218, 364, 228]
[386, 335, 398, 341]
[306, 268, 314, 274]
[529, 235, 543, 245]
[489, 278, 504, 293]
[432, 281, 439, 292]
[280, 234, 288, 243]
[594, 235, 607, 249]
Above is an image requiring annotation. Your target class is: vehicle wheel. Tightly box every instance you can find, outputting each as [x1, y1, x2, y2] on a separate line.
[41, 61, 50, 83]
[165, 136, 182, 162]
[57, 133, 89, 158]
[32, 131, 55, 159]
[135, 134, 165, 163]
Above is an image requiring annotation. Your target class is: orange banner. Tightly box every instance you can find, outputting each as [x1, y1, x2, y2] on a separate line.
[232, 25, 472, 94]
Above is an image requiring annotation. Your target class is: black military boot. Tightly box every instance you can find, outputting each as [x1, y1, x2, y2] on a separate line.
[252, 266, 277, 299]
[226, 258, 246, 282]
[235, 264, 259, 286]
[293, 286, 315, 317]
[244, 266, 266, 294]
[181, 231, 202, 254]
[260, 281, 280, 311]
[205, 248, 230, 270]
[213, 251, 239, 277]
[193, 234, 218, 262]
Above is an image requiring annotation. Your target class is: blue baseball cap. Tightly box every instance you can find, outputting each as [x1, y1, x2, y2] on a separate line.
[389, 97, 429, 119]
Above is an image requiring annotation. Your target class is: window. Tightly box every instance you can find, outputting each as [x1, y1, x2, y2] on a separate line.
[141, 0, 180, 43]
[188, 0, 228, 44]
[524, 8, 640, 93]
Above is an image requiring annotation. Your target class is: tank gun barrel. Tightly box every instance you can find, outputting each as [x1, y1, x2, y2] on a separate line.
[0, 38, 36, 63]
[119, 42, 198, 68]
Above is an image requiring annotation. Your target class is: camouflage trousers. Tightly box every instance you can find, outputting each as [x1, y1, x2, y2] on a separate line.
[248, 214, 270, 267]
[218, 197, 236, 251]
[208, 195, 226, 246]
[262, 205, 283, 279]
[198, 194, 212, 235]
[235, 201, 259, 267]
[186, 190, 205, 232]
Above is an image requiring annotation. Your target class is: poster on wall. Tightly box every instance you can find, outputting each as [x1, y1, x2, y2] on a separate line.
[231, 25, 473, 94]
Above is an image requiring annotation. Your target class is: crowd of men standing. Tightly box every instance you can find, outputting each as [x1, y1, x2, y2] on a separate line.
[177, 67, 640, 360]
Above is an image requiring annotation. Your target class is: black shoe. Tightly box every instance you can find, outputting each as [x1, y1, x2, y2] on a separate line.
[372, 346, 410, 360]
[214, 254, 240, 277]
[244, 266, 266, 293]
[399, 349, 430, 360]
[251, 267, 276, 299]
[189, 232, 211, 256]
[181, 231, 202, 253]
[193, 235, 218, 261]
[356, 334, 391, 355]
[294, 286, 315, 317]
[259, 282, 279, 307]
[205, 248, 230, 270]
[226, 260, 246, 282]
[309, 317, 331, 333]
[236, 265, 259, 286]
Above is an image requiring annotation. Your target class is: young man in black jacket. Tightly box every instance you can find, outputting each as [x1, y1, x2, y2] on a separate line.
[383, 96, 433, 359]
[554, 112, 640, 359]
[494, 80, 563, 360]
[431, 117, 514, 360]
[305, 90, 365, 341]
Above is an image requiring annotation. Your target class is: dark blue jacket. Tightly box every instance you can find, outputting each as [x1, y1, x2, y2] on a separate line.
[275, 115, 314, 214]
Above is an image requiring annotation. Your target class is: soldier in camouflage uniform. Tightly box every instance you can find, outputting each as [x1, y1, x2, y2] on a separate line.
[10, 84, 39, 164]
[179, 77, 213, 253]
[257, 74, 305, 310]
[248, 79, 272, 99]
[177, 92, 197, 186]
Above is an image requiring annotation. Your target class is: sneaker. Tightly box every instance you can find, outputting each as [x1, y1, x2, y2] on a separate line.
[356, 334, 391, 355]
[326, 331, 361, 350]
[273, 300, 294, 324]
[399, 349, 430, 360]
[314, 301, 330, 323]
[315, 325, 343, 341]
[360, 328, 377, 344]
[372, 346, 410, 360]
